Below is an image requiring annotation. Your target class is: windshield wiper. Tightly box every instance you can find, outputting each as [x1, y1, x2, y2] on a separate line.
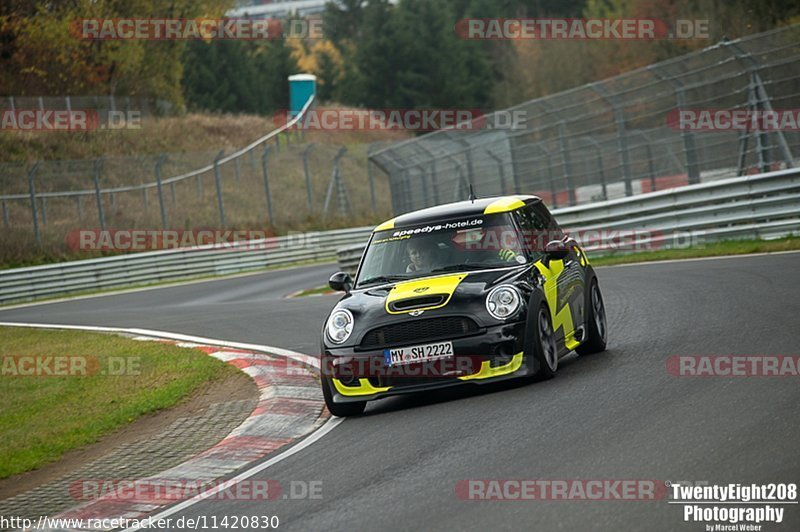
[357, 274, 410, 287]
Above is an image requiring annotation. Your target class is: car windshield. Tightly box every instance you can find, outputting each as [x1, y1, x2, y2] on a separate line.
[356, 214, 527, 288]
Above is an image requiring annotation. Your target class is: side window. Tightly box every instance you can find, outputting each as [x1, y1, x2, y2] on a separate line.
[515, 204, 550, 255]
[531, 202, 561, 231]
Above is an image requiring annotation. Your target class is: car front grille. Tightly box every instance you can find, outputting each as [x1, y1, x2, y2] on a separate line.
[359, 316, 480, 350]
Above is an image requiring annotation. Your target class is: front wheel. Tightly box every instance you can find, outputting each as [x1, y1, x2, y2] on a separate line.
[321, 375, 366, 417]
[528, 303, 558, 380]
[576, 280, 607, 356]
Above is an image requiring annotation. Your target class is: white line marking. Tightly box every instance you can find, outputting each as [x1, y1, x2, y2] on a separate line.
[120, 416, 344, 531]
[0, 321, 343, 531]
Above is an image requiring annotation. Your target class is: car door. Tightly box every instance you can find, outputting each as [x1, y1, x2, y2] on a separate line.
[522, 203, 586, 349]
[536, 202, 587, 345]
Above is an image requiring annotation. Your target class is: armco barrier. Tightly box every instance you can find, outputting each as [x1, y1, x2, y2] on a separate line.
[0, 227, 372, 305]
[336, 167, 800, 269]
[2, 168, 798, 305]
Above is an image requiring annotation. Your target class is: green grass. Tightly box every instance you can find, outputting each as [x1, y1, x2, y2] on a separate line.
[589, 236, 800, 266]
[0, 327, 238, 479]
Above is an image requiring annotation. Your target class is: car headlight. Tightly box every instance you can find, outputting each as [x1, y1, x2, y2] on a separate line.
[486, 285, 522, 320]
[326, 308, 354, 344]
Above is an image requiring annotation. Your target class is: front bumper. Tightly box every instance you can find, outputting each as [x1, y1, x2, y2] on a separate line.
[323, 321, 527, 403]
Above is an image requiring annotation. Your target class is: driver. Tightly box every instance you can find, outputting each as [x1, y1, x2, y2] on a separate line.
[406, 238, 440, 273]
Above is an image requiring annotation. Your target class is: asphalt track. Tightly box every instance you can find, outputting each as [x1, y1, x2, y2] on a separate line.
[1, 253, 799, 531]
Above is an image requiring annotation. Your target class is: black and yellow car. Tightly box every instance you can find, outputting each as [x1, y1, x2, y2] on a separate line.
[320, 195, 607, 416]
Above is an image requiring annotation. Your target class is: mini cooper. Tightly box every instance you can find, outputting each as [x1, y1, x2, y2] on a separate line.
[320, 195, 607, 416]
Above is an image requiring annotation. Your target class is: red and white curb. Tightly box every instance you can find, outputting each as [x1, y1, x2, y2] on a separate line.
[0, 322, 342, 532]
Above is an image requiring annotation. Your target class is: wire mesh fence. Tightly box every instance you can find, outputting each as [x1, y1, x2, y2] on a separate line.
[370, 24, 800, 215]
[0, 99, 394, 262]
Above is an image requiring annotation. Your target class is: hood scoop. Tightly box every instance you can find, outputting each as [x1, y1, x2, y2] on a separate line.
[388, 294, 447, 313]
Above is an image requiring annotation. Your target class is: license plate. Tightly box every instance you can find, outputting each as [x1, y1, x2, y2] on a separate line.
[384, 341, 454, 366]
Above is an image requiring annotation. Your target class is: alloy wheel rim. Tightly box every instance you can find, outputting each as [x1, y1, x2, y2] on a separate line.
[593, 285, 606, 342]
[539, 309, 557, 371]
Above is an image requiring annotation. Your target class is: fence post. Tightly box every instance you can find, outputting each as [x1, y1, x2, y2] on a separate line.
[303, 143, 315, 211]
[644, 143, 657, 191]
[142, 185, 149, 213]
[27, 162, 41, 243]
[366, 142, 380, 213]
[647, 65, 701, 184]
[213, 150, 226, 227]
[334, 148, 349, 216]
[674, 87, 700, 183]
[93, 158, 106, 231]
[591, 142, 608, 200]
[155, 154, 168, 229]
[261, 146, 274, 224]
[76, 196, 84, 221]
[2, 199, 9, 227]
[487, 150, 507, 195]
[40, 197, 47, 225]
[195, 174, 203, 198]
[532, 144, 556, 208]
[591, 83, 632, 197]
[322, 147, 348, 221]
[557, 121, 577, 206]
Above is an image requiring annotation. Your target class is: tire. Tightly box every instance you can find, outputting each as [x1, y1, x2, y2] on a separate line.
[527, 303, 559, 380]
[576, 279, 607, 356]
[321, 375, 367, 417]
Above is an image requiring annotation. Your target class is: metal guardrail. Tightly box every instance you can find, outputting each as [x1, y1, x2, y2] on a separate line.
[2, 168, 798, 305]
[0, 226, 372, 304]
[336, 167, 800, 271]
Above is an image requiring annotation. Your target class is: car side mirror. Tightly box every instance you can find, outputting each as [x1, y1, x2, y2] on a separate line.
[544, 237, 577, 264]
[329, 272, 353, 293]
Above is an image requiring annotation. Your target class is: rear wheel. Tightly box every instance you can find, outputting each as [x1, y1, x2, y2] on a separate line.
[321, 375, 367, 417]
[576, 280, 607, 356]
[530, 304, 558, 380]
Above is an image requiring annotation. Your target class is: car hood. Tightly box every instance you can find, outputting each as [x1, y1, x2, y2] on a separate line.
[327, 265, 532, 349]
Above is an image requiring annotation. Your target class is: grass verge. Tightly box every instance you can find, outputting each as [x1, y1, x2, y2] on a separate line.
[589, 236, 800, 266]
[0, 327, 237, 479]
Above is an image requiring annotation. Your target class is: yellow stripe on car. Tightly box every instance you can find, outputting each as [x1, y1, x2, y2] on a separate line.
[534, 260, 581, 350]
[385, 273, 468, 314]
[374, 218, 396, 231]
[458, 352, 524, 381]
[332, 378, 392, 396]
[483, 196, 526, 214]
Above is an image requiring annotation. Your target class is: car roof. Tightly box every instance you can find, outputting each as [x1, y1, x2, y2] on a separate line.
[374, 195, 542, 232]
